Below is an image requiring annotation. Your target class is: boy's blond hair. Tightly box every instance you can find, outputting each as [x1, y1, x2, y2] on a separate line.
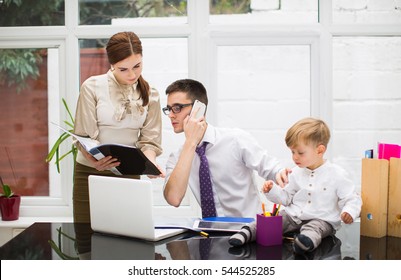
[285, 117, 331, 148]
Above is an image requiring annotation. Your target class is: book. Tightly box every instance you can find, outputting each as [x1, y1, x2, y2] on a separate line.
[378, 142, 401, 161]
[52, 123, 161, 176]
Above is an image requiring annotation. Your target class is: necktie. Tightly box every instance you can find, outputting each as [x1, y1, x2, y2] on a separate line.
[195, 142, 217, 218]
[199, 238, 212, 260]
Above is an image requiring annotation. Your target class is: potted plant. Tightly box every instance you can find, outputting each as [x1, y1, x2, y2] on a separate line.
[0, 178, 21, 221]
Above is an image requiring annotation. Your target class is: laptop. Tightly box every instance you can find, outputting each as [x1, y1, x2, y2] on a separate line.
[88, 175, 187, 242]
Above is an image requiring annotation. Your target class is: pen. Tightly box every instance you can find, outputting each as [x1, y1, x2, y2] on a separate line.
[272, 204, 277, 216]
[199, 231, 209, 238]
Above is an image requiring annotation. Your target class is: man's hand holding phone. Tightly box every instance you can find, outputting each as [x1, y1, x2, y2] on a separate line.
[190, 100, 206, 119]
[183, 100, 207, 145]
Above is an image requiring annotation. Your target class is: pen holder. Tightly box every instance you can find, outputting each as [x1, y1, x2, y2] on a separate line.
[256, 214, 282, 246]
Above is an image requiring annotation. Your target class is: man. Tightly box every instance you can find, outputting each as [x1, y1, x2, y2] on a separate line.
[163, 79, 289, 218]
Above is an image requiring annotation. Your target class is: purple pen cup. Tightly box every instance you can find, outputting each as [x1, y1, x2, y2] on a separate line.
[256, 214, 283, 246]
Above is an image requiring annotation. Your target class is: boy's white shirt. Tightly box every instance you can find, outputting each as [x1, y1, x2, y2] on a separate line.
[265, 160, 362, 230]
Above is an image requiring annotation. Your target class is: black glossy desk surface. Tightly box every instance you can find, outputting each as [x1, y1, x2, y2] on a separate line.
[1, 222, 400, 260]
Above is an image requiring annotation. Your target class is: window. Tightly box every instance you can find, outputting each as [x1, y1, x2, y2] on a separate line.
[210, 0, 318, 24]
[0, 0, 65, 26]
[0, 48, 49, 196]
[78, 0, 187, 25]
[0, 46, 62, 199]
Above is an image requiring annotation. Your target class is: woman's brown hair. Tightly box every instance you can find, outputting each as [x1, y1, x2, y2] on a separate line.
[106, 31, 150, 106]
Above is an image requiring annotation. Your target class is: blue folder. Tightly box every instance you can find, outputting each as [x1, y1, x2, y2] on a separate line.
[202, 217, 255, 223]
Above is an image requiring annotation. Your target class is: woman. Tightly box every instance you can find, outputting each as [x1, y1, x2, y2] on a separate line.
[73, 31, 163, 223]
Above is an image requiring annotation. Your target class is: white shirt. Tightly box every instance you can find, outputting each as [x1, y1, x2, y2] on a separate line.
[165, 124, 283, 218]
[266, 160, 362, 230]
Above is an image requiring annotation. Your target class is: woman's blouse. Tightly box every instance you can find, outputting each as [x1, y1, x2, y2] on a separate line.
[74, 70, 162, 168]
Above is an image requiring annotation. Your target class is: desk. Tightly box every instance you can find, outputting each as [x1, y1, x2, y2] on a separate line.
[1, 222, 400, 260]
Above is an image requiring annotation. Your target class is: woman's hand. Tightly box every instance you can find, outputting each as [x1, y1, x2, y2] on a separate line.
[147, 163, 166, 179]
[143, 149, 165, 179]
[77, 142, 120, 171]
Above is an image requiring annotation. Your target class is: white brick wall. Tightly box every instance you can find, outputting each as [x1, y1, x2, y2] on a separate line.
[333, 37, 401, 189]
[247, 0, 401, 24]
[216, 44, 311, 167]
[333, 0, 401, 23]
[334, 0, 368, 10]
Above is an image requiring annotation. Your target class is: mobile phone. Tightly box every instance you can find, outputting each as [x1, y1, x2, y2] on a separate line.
[190, 100, 206, 119]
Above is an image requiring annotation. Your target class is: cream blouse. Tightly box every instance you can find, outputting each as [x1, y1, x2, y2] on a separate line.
[74, 70, 162, 168]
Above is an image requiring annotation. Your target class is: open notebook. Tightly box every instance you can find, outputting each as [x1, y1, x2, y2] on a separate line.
[88, 175, 187, 241]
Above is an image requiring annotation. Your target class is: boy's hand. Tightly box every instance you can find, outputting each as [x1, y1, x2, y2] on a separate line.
[262, 180, 274, 193]
[341, 212, 354, 224]
[276, 168, 292, 187]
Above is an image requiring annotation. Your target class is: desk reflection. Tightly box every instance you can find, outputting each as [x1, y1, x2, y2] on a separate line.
[91, 233, 166, 260]
[2, 222, 401, 260]
[83, 224, 343, 260]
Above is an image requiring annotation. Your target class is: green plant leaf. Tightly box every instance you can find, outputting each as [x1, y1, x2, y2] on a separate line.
[62, 98, 75, 125]
[48, 227, 79, 260]
[45, 99, 76, 173]
[55, 146, 60, 173]
[64, 120, 74, 129]
[1, 184, 14, 198]
[56, 149, 76, 164]
[46, 133, 70, 163]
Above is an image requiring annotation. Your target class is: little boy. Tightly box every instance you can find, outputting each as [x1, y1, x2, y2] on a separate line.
[261, 117, 362, 254]
[229, 118, 362, 252]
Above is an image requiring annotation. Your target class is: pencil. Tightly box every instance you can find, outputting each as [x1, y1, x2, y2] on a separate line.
[275, 204, 281, 216]
[262, 203, 266, 216]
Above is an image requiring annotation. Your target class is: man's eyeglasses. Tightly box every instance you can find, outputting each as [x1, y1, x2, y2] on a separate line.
[162, 103, 193, 115]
